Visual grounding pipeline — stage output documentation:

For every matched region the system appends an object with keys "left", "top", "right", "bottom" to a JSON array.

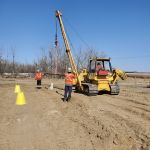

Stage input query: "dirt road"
[{"left": 0, "top": 77, "right": 150, "bottom": 150}]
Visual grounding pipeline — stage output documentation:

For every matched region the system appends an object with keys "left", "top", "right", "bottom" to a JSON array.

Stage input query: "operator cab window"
[
  {"left": 104, "top": 61, "right": 110, "bottom": 72},
  {"left": 90, "top": 60, "right": 96, "bottom": 73},
  {"left": 104, "top": 61, "right": 112, "bottom": 72}
]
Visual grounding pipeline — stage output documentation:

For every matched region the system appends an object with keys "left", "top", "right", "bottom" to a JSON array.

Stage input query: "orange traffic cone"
[
  {"left": 14, "top": 85, "right": 21, "bottom": 93},
  {"left": 16, "top": 92, "right": 26, "bottom": 105}
]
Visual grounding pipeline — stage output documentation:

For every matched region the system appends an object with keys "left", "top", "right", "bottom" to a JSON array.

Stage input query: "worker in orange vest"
[
  {"left": 64, "top": 67, "right": 75, "bottom": 102},
  {"left": 35, "top": 69, "right": 43, "bottom": 87}
]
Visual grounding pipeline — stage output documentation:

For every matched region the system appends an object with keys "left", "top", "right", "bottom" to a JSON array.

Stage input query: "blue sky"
[{"left": 0, "top": 0, "right": 150, "bottom": 71}]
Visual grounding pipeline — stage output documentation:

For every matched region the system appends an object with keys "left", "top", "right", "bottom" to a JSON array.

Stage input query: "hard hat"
[{"left": 68, "top": 67, "right": 72, "bottom": 72}]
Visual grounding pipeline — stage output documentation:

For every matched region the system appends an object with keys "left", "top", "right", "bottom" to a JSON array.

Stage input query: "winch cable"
[
  {"left": 62, "top": 16, "right": 90, "bottom": 68},
  {"left": 63, "top": 16, "right": 91, "bottom": 50},
  {"left": 55, "top": 18, "right": 58, "bottom": 47}
]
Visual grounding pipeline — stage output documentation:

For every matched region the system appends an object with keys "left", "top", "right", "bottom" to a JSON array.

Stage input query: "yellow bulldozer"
[{"left": 56, "top": 10, "right": 127, "bottom": 95}]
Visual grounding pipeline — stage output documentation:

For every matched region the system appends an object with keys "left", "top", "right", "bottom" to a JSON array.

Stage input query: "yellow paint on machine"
[{"left": 98, "top": 80, "right": 111, "bottom": 91}]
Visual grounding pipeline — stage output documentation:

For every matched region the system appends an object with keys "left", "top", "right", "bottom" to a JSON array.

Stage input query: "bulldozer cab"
[{"left": 89, "top": 58, "right": 112, "bottom": 75}]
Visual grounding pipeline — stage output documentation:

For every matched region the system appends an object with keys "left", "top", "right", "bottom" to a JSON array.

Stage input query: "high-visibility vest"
[
  {"left": 65, "top": 73, "right": 75, "bottom": 85},
  {"left": 35, "top": 72, "right": 43, "bottom": 80}
]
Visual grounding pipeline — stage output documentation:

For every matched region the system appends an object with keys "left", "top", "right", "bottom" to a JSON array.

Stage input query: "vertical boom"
[{"left": 55, "top": 10, "right": 82, "bottom": 89}]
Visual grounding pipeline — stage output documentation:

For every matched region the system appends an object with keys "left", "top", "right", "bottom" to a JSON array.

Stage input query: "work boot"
[
  {"left": 63, "top": 98, "right": 67, "bottom": 102},
  {"left": 67, "top": 96, "right": 71, "bottom": 102}
]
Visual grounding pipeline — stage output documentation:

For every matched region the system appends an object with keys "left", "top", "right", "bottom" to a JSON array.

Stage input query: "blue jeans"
[{"left": 64, "top": 85, "right": 72, "bottom": 100}]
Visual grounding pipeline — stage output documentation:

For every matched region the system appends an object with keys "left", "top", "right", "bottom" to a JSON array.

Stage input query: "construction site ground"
[{"left": 0, "top": 77, "right": 150, "bottom": 150}]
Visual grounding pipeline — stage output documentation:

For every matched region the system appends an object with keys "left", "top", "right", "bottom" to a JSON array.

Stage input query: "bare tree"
[
  {"left": 75, "top": 48, "right": 107, "bottom": 71},
  {"left": 75, "top": 48, "right": 97, "bottom": 70},
  {"left": 0, "top": 48, "right": 9, "bottom": 74},
  {"left": 47, "top": 47, "right": 68, "bottom": 74},
  {"left": 0, "top": 48, "right": 3, "bottom": 74},
  {"left": 35, "top": 48, "right": 49, "bottom": 72},
  {"left": 10, "top": 46, "right": 16, "bottom": 74}
]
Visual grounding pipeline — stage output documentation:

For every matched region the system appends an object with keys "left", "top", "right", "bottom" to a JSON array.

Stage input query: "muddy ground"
[{"left": 0, "top": 77, "right": 150, "bottom": 150}]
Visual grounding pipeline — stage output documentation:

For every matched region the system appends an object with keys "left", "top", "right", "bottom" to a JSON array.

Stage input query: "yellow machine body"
[{"left": 56, "top": 10, "right": 127, "bottom": 95}]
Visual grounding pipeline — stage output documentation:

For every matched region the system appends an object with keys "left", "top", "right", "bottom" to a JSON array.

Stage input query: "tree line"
[{"left": 0, "top": 47, "right": 106, "bottom": 75}]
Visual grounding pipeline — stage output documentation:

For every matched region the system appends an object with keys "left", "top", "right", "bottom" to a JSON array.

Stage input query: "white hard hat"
[{"left": 68, "top": 67, "right": 72, "bottom": 72}]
